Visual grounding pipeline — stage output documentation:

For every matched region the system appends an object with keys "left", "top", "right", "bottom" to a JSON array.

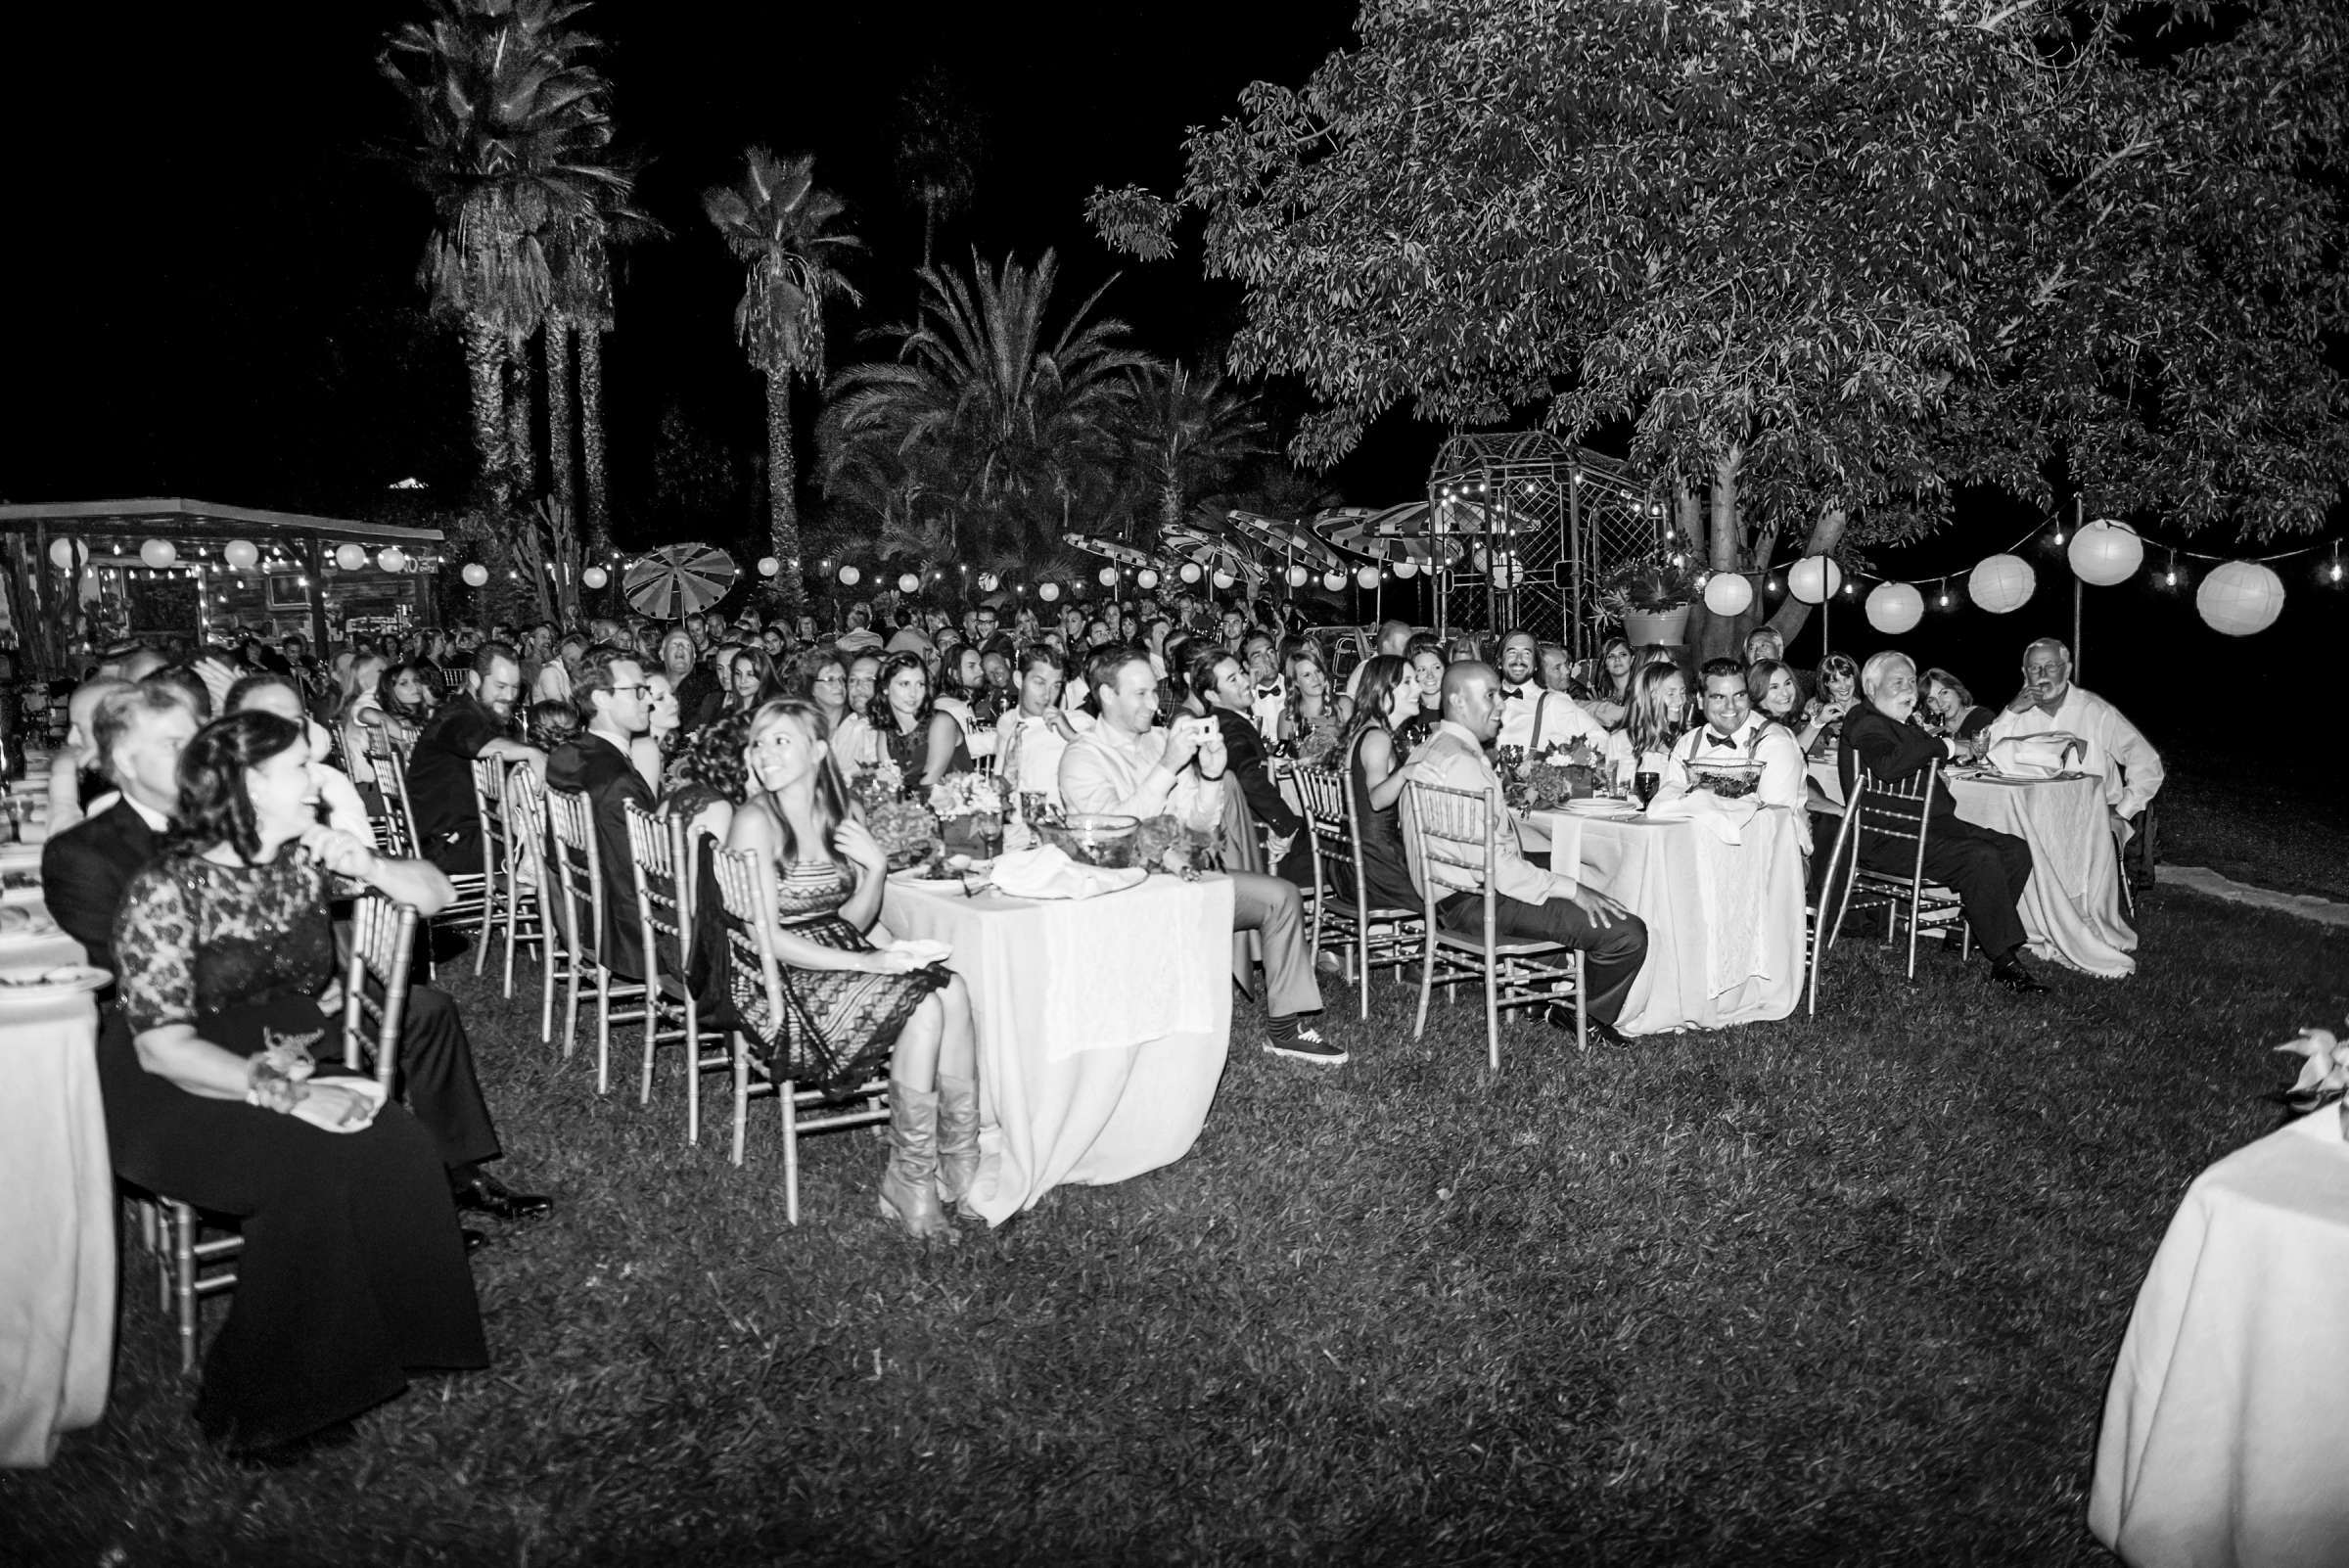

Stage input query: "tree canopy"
[{"left": 1091, "top": 0, "right": 2349, "bottom": 545}]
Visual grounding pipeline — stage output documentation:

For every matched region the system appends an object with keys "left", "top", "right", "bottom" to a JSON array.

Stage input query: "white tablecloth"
[
  {"left": 881, "top": 873, "right": 1235, "bottom": 1224},
  {"left": 2091, "top": 1108, "right": 2349, "bottom": 1566},
  {"left": 1531, "top": 806, "right": 1808, "bottom": 1036},
  {"left": 1809, "top": 761, "right": 2136, "bottom": 977},
  {"left": 0, "top": 924, "right": 113, "bottom": 1468}
]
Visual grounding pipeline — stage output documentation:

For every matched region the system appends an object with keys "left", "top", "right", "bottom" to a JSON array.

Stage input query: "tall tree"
[
  {"left": 703, "top": 148, "right": 863, "bottom": 616},
  {"left": 817, "top": 252, "right": 1155, "bottom": 576},
  {"left": 894, "top": 66, "right": 984, "bottom": 277},
  {"left": 1125, "top": 363, "right": 1270, "bottom": 537},
  {"left": 1092, "top": 0, "right": 2349, "bottom": 652}
]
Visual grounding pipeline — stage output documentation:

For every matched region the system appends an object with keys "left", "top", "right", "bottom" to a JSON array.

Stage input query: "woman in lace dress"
[
  {"left": 102, "top": 712, "right": 485, "bottom": 1459},
  {"left": 723, "top": 698, "right": 979, "bottom": 1239}
]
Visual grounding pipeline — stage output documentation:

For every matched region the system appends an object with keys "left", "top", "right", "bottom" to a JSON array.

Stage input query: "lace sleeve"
[{"left": 113, "top": 862, "right": 199, "bottom": 1036}]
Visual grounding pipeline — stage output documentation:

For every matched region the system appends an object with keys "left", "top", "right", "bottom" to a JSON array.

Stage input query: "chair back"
[
  {"left": 710, "top": 845, "right": 785, "bottom": 1030},
  {"left": 470, "top": 757, "right": 517, "bottom": 884},
  {"left": 1403, "top": 776, "right": 1503, "bottom": 937},
  {"left": 543, "top": 786, "right": 606, "bottom": 964},
  {"left": 1855, "top": 758, "right": 1939, "bottom": 889},
  {"left": 340, "top": 896, "right": 422, "bottom": 1088},
  {"left": 1290, "top": 762, "right": 1354, "bottom": 907},
  {"left": 625, "top": 800, "right": 692, "bottom": 995},
  {"left": 380, "top": 730, "right": 429, "bottom": 861},
  {"left": 502, "top": 764, "right": 551, "bottom": 891}
]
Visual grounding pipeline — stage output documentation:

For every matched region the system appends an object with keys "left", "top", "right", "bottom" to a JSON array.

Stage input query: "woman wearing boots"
[{"left": 721, "top": 698, "right": 981, "bottom": 1238}]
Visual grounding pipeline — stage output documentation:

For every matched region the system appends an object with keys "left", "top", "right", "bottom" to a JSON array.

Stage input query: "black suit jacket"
[
  {"left": 1840, "top": 703, "right": 1958, "bottom": 820},
  {"left": 545, "top": 733, "right": 654, "bottom": 978},
  {"left": 1207, "top": 706, "right": 1302, "bottom": 838},
  {"left": 41, "top": 798, "right": 161, "bottom": 990}
]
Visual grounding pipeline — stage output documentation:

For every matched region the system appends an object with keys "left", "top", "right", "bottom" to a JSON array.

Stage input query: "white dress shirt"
[
  {"left": 1248, "top": 677, "right": 1287, "bottom": 741},
  {"left": 993, "top": 708, "right": 1093, "bottom": 807},
  {"left": 1658, "top": 713, "right": 1810, "bottom": 850},
  {"left": 1403, "top": 719, "right": 1580, "bottom": 901},
  {"left": 1983, "top": 683, "right": 2163, "bottom": 817},
  {"left": 1058, "top": 721, "right": 1224, "bottom": 834},
  {"left": 1497, "top": 684, "right": 1611, "bottom": 754}
]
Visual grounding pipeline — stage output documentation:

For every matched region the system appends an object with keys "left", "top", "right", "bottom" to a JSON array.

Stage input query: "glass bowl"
[{"left": 1039, "top": 812, "right": 1139, "bottom": 868}]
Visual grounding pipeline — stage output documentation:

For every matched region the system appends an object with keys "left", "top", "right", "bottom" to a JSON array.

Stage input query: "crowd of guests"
[{"left": 31, "top": 588, "right": 2162, "bottom": 1464}]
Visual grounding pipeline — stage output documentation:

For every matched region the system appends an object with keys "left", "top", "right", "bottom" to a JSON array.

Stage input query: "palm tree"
[
  {"left": 894, "top": 66, "right": 981, "bottom": 277},
  {"left": 818, "top": 251, "right": 1153, "bottom": 577},
  {"left": 1125, "top": 363, "right": 1269, "bottom": 538},
  {"left": 703, "top": 148, "right": 863, "bottom": 615}
]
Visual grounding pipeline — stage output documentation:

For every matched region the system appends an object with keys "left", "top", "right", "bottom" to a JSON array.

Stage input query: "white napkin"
[
  {"left": 1986, "top": 733, "right": 2083, "bottom": 779},
  {"left": 988, "top": 845, "right": 1146, "bottom": 901},
  {"left": 288, "top": 1078, "right": 387, "bottom": 1134},
  {"left": 1642, "top": 791, "right": 1758, "bottom": 845},
  {"left": 882, "top": 938, "right": 953, "bottom": 967}
]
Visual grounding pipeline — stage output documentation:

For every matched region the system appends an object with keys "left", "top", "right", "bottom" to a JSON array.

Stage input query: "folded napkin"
[
  {"left": 1643, "top": 791, "right": 1759, "bottom": 846},
  {"left": 288, "top": 1077, "right": 387, "bottom": 1134},
  {"left": 1986, "top": 733, "right": 2085, "bottom": 779},
  {"left": 988, "top": 845, "right": 1146, "bottom": 901}
]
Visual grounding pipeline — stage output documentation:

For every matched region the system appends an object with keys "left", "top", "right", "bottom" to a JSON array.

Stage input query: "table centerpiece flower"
[
  {"left": 2276, "top": 1019, "right": 2349, "bottom": 1141},
  {"left": 928, "top": 771, "right": 1006, "bottom": 860}
]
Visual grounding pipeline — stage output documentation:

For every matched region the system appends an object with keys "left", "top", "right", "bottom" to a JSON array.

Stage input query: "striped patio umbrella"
[
  {"left": 1221, "top": 509, "right": 1349, "bottom": 574},
  {"left": 623, "top": 543, "right": 738, "bottom": 620},
  {"left": 1312, "top": 505, "right": 1465, "bottom": 571},
  {"left": 1062, "top": 532, "right": 1162, "bottom": 570},
  {"left": 1159, "top": 525, "right": 1267, "bottom": 587}
]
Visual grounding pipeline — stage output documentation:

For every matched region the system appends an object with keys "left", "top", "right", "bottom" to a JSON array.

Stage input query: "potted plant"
[{"left": 1593, "top": 554, "right": 1703, "bottom": 646}]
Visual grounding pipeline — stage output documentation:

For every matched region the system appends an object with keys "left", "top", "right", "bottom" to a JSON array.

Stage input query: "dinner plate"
[
  {"left": 1563, "top": 798, "right": 1638, "bottom": 816},
  {"left": 887, "top": 868, "right": 963, "bottom": 887},
  {"left": 0, "top": 963, "right": 110, "bottom": 1001}
]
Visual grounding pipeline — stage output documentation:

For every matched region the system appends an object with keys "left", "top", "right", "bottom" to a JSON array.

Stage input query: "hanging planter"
[{"left": 1622, "top": 605, "right": 1692, "bottom": 646}]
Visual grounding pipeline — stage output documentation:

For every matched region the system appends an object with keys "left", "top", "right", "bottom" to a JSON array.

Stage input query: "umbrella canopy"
[
  {"left": 1313, "top": 505, "right": 1465, "bottom": 569},
  {"left": 624, "top": 543, "right": 739, "bottom": 620},
  {"left": 1062, "top": 532, "right": 1161, "bottom": 570},
  {"left": 1160, "top": 526, "right": 1267, "bottom": 586},
  {"left": 1221, "top": 509, "right": 1349, "bottom": 573}
]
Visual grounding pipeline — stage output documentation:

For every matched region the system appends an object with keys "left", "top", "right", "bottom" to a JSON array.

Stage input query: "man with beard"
[
  {"left": 1494, "top": 629, "right": 1609, "bottom": 755},
  {"left": 408, "top": 642, "right": 545, "bottom": 874}
]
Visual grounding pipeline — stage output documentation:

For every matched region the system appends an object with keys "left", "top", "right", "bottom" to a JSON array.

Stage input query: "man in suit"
[
  {"left": 1188, "top": 645, "right": 1310, "bottom": 886},
  {"left": 44, "top": 681, "right": 552, "bottom": 1232},
  {"left": 1404, "top": 662, "right": 1650, "bottom": 1044},
  {"left": 1839, "top": 651, "right": 2047, "bottom": 993},
  {"left": 408, "top": 641, "right": 544, "bottom": 875},
  {"left": 544, "top": 645, "right": 655, "bottom": 982}
]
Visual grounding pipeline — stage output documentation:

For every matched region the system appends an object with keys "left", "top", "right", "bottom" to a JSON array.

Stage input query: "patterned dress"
[{"left": 728, "top": 858, "right": 948, "bottom": 1088}]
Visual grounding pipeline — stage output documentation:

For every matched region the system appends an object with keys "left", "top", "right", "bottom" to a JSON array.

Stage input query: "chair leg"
[
  {"left": 782, "top": 1079, "right": 801, "bottom": 1226},
  {"left": 1905, "top": 893, "right": 1920, "bottom": 980},
  {"left": 171, "top": 1202, "right": 199, "bottom": 1375},
  {"left": 640, "top": 997, "right": 660, "bottom": 1107},
  {"left": 731, "top": 1034, "right": 750, "bottom": 1168},
  {"left": 1574, "top": 951, "right": 1589, "bottom": 1052},
  {"left": 560, "top": 950, "right": 581, "bottom": 1058},
  {"left": 593, "top": 967, "right": 613, "bottom": 1094},
  {"left": 1413, "top": 934, "right": 1435, "bottom": 1039},
  {"left": 1357, "top": 925, "right": 1371, "bottom": 1021},
  {"left": 684, "top": 996, "right": 702, "bottom": 1147},
  {"left": 1483, "top": 955, "right": 1501, "bottom": 1073}
]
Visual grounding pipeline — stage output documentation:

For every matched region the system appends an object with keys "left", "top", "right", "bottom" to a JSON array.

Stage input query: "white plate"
[
  {"left": 1564, "top": 799, "right": 1638, "bottom": 816},
  {"left": 0, "top": 963, "right": 110, "bottom": 1001},
  {"left": 887, "top": 868, "right": 962, "bottom": 886}
]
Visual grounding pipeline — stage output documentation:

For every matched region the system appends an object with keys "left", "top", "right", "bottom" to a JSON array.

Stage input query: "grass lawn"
[{"left": 6, "top": 848, "right": 2344, "bottom": 1564}]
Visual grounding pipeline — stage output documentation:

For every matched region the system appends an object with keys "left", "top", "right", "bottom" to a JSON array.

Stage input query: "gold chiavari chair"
[
  {"left": 624, "top": 801, "right": 730, "bottom": 1140},
  {"left": 542, "top": 785, "right": 649, "bottom": 1092},
  {"left": 1291, "top": 759, "right": 1424, "bottom": 1018}
]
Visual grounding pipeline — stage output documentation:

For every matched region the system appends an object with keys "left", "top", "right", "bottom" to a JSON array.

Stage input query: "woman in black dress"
[
  {"left": 103, "top": 712, "right": 485, "bottom": 1458},
  {"left": 864, "top": 650, "right": 970, "bottom": 790},
  {"left": 1337, "top": 655, "right": 1421, "bottom": 912}
]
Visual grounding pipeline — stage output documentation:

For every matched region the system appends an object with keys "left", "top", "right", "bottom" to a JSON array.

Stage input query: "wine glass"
[{"left": 1634, "top": 769, "right": 1661, "bottom": 808}]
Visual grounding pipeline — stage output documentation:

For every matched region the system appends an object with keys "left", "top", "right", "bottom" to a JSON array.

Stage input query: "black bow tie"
[
  {"left": 1257, "top": 683, "right": 1279, "bottom": 697},
  {"left": 1502, "top": 684, "right": 1531, "bottom": 701},
  {"left": 1705, "top": 731, "right": 1740, "bottom": 748}
]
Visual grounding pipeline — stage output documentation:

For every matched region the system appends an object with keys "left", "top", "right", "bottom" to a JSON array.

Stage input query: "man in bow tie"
[
  {"left": 1983, "top": 638, "right": 2163, "bottom": 849},
  {"left": 1241, "top": 631, "right": 1287, "bottom": 740},
  {"left": 1495, "top": 630, "right": 1609, "bottom": 755},
  {"left": 1655, "top": 659, "right": 1810, "bottom": 844}
]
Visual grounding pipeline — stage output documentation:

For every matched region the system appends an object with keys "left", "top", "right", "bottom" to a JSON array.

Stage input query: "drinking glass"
[{"left": 1634, "top": 770, "right": 1661, "bottom": 808}]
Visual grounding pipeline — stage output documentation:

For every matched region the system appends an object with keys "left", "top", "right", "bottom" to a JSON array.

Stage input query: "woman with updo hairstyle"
[
  {"left": 723, "top": 698, "right": 979, "bottom": 1238},
  {"left": 101, "top": 711, "right": 484, "bottom": 1460}
]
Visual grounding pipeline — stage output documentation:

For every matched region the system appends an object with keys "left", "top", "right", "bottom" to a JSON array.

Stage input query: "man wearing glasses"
[
  {"left": 1983, "top": 637, "right": 2163, "bottom": 853},
  {"left": 545, "top": 647, "right": 656, "bottom": 981}
]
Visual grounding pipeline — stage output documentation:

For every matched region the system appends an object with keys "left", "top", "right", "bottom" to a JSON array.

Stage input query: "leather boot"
[
  {"left": 877, "top": 1081, "right": 952, "bottom": 1240},
  {"left": 936, "top": 1073, "right": 982, "bottom": 1210}
]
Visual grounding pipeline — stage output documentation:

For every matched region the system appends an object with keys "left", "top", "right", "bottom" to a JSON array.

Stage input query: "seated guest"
[
  {"left": 862, "top": 651, "right": 969, "bottom": 789},
  {"left": 726, "top": 698, "right": 978, "bottom": 1238},
  {"left": 1602, "top": 662, "right": 1690, "bottom": 789},
  {"left": 1275, "top": 646, "right": 1345, "bottom": 765},
  {"left": 1744, "top": 625, "right": 1814, "bottom": 703},
  {"left": 723, "top": 646, "right": 778, "bottom": 717},
  {"left": 1982, "top": 637, "right": 2163, "bottom": 847},
  {"left": 1747, "top": 658, "right": 1806, "bottom": 735},
  {"left": 1582, "top": 636, "right": 1635, "bottom": 728},
  {"left": 533, "top": 633, "right": 585, "bottom": 705},
  {"left": 1061, "top": 647, "right": 1336, "bottom": 1064},
  {"left": 544, "top": 646, "right": 656, "bottom": 980},
  {"left": 86, "top": 709, "right": 491, "bottom": 1460},
  {"left": 661, "top": 628, "right": 719, "bottom": 735},
  {"left": 793, "top": 648, "right": 852, "bottom": 735},
  {"left": 835, "top": 602, "right": 884, "bottom": 656},
  {"left": 1811, "top": 653, "right": 1862, "bottom": 748},
  {"left": 1921, "top": 668, "right": 1996, "bottom": 741},
  {"left": 1339, "top": 655, "right": 1420, "bottom": 911},
  {"left": 225, "top": 671, "right": 375, "bottom": 847},
  {"left": 378, "top": 659, "right": 438, "bottom": 735},
  {"left": 1340, "top": 620, "right": 1414, "bottom": 707},
  {"left": 1191, "top": 646, "right": 1308, "bottom": 886},
  {"left": 525, "top": 698, "right": 579, "bottom": 750},
  {"left": 634, "top": 670, "right": 682, "bottom": 791},
  {"left": 407, "top": 643, "right": 544, "bottom": 874},
  {"left": 1240, "top": 631, "right": 1286, "bottom": 739},
  {"left": 1495, "top": 630, "right": 1610, "bottom": 755},
  {"left": 1404, "top": 663, "right": 1650, "bottom": 1043},
  {"left": 43, "top": 675, "right": 132, "bottom": 836},
  {"left": 1657, "top": 658, "right": 1812, "bottom": 849},
  {"left": 935, "top": 644, "right": 1000, "bottom": 739},
  {"left": 1842, "top": 652, "right": 2047, "bottom": 993},
  {"left": 1398, "top": 638, "right": 1447, "bottom": 754},
  {"left": 993, "top": 647, "right": 1090, "bottom": 809}
]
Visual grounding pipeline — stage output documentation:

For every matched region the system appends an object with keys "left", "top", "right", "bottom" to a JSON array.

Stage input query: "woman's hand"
[
  {"left": 865, "top": 945, "right": 926, "bottom": 975},
  {"left": 299, "top": 1083, "right": 378, "bottom": 1129},
  {"left": 300, "top": 825, "right": 377, "bottom": 880},
  {"left": 835, "top": 818, "right": 888, "bottom": 879}
]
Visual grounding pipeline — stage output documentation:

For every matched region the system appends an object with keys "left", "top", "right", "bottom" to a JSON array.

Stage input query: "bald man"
[
  {"left": 45, "top": 676, "right": 134, "bottom": 834},
  {"left": 1404, "top": 662, "right": 1649, "bottom": 1043},
  {"left": 1983, "top": 637, "right": 2162, "bottom": 848}
]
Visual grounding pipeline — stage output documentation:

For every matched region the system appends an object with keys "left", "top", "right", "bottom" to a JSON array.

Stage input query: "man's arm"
[
  {"left": 2093, "top": 696, "right": 2163, "bottom": 816},
  {"left": 1408, "top": 736, "right": 1577, "bottom": 902},
  {"left": 1751, "top": 727, "right": 1808, "bottom": 812},
  {"left": 1847, "top": 711, "right": 1950, "bottom": 784},
  {"left": 42, "top": 828, "right": 131, "bottom": 968},
  {"left": 1220, "top": 716, "right": 1302, "bottom": 835}
]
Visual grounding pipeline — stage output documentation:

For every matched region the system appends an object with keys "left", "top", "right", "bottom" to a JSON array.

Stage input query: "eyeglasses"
[
  {"left": 611, "top": 682, "right": 653, "bottom": 697},
  {"left": 813, "top": 674, "right": 847, "bottom": 687}
]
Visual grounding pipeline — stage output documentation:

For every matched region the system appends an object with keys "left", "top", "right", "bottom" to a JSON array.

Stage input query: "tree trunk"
[
  {"left": 464, "top": 319, "right": 512, "bottom": 512},
  {"left": 546, "top": 317, "right": 576, "bottom": 516},
  {"left": 505, "top": 331, "right": 539, "bottom": 503},
  {"left": 1763, "top": 505, "right": 1848, "bottom": 655},
  {"left": 764, "top": 370, "right": 806, "bottom": 617},
  {"left": 579, "top": 325, "right": 611, "bottom": 563}
]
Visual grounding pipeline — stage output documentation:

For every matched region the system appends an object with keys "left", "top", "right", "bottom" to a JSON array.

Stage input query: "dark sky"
[{"left": 0, "top": 0, "right": 1424, "bottom": 527}]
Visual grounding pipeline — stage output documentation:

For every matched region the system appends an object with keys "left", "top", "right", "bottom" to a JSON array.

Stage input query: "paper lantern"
[
  {"left": 898, "top": 573, "right": 922, "bottom": 594},
  {"left": 1321, "top": 570, "right": 1347, "bottom": 591},
  {"left": 140, "top": 538, "right": 177, "bottom": 569},
  {"left": 222, "top": 538, "right": 258, "bottom": 572},
  {"left": 1865, "top": 581, "right": 1925, "bottom": 635},
  {"left": 1284, "top": 564, "right": 1309, "bottom": 588},
  {"left": 2196, "top": 560, "right": 2285, "bottom": 636},
  {"left": 1702, "top": 572, "right": 1754, "bottom": 617},
  {"left": 837, "top": 565, "right": 861, "bottom": 586},
  {"left": 332, "top": 542, "right": 366, "bottom": 572},
  {"left": 1037, "top": 581, "right": 1062, "bottom": 602},
  {"left": 757, "top": 556, "right": 781, "bottom": 577},
  {"left": 1786, "top": 555, "right": 1842, "bottom": 604},
  {"left": 1356, "top": 565, "right": 1382, "bottom": 590},
  {"left": 1135, "top": 569, "right": 1159, "bottom": 589},
  {"left": 461, "top": 563, "right": 490, "bottom": 588},
  {"left": 378, "top": 546, "right": 409, "bottom": 574},
  {"left": 1179, "top": 562, "right": 1203, "bottom": 583},
  {"left": 978, "top": 571, "right": 1000, "bottom": 591},
  {"left": 47, "top": 538, "right": 84, "bottom": 572},
  {"left": 580, "top": 565, "right": 608, "bottom": 589},
  {"left": 1098, "top": 567, "right": 1119, "bottom": 586},
  {"left": 1392, "top": 559, "right": 1419, "bottom": 579},
  {"left": 2069, "top": 520, "right": 2144, "bottom": 586},
  {"left": 1967, "top": 553, "right": 2035, "bottom": 614},
  {"left": 1212, "top": 569, "right": 1235, "bottom": 590}
]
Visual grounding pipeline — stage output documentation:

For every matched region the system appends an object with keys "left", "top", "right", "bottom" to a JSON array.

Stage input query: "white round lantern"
[
  {"left": 1701, "top": 572, "right": 1754, "bottom": 618},
  {"left": 328, "top": 541, "right": 363, "bottom": 572},
  {"left": 757, "top": 555, "right": 781, "bottom": 577},
  {"left": 1321, "top": 570, "right": 1347, "bottom": 591},
  {"left": 1135, "top": 569, "right": 1159, "bottom": 590},
  {"left": 140, "top": 538, "right": 177, "bottom": 569},
  {"left": 378, "top": 546, "right": 408, "bottom": 574},
  {"left": 837, "top": 565, "right": 861, "bottom": 586},
  {"left": 898, "top": 573, "right": 922, "bottom": 594},
  {"left": 1037, "top": 581, "right": 1062, "bottom": 602},
  {"left": 1284, "top": 564, "right": 1309, "bottom": 588},
  {"left": 1179, "top": 562, "right": 1203, "bottom": 584},
  {"left": 222, "top": 538, "right": 258, "bottom": 572},
  {"left": 2069, "top": 520, "right": 2144, "bottom": 587},
  {"left": 977, "top": 571, "right": 1000, "bottom": 591},
  {"left": 48, "top": 538, "right": 83, "bottom": 572},
  {"left": 580, "top": 565, "right": 609, "bottom": 590},
  {"left": 461, "top": 563, "right": 490, "bottom": 588},
  {"left": 1865, "top": 581, "right": 1925, "bottom": 635},
  {"left": 1211, "top": 569, "right": 1235, "bottom": 590},
  {"left": 1967, "top": 553, "right": 2036, "bottom": 614},
  {"left": 1098, "top": 567, "right": 1119, "bottom": 587},
  {"left": 1786, "top": 555, "right": 1842, "bottom": 604},
  {"left": 2196, "top": 560, "right": 2285, "bottom": 636},
  {"left": 1392, "top": 559, "right": 1419, "bottom": 579},
  {"left": 1491, "top": 560, "right": 1519, "bottom": 591},
  {"left": 1356, "top": 565, "right": 1382, "bottom": 590}
]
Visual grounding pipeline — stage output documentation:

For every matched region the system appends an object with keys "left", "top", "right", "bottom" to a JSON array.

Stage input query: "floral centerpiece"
[
  {"left": 852, "top": 757, "right": 936, "bottom": 871},
  {"left": 1504, "top": 736, "right": 1606, "bottom": 810},
  {"left": 928, "top": 770, "right": 1006, "bottom": 859},
  {"left": 2276, "top": 1019, "right": 2349, "bottom": 1141}
]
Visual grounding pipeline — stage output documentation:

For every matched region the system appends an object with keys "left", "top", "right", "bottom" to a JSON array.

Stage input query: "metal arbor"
[{"left": 1425, "top": 434, "right": 1662, "bottom": 656}]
